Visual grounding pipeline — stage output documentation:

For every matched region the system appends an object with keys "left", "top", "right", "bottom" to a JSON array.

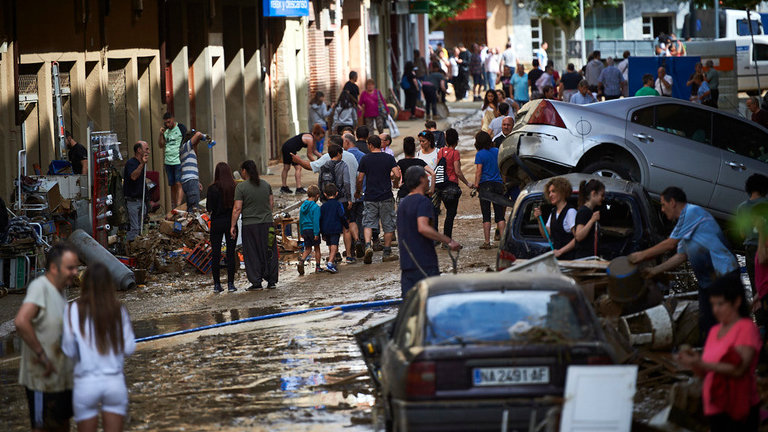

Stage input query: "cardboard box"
[{"left": 159, "top": 220, "right": 177, "bottom": 236}]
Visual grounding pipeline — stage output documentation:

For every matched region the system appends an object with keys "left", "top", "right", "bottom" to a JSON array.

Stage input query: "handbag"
[{"left": 434, "top": 148, "right": 448, "bottom": 189}]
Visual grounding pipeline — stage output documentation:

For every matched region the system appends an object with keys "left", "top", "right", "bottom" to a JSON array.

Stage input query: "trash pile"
[{"left": 129, "top": 208, "right": 213, "bottom": 274}]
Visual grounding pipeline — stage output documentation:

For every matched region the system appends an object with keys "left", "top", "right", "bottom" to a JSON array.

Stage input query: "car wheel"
[{"left": 581, "top": 161, "right": 635, "bottom": 181}]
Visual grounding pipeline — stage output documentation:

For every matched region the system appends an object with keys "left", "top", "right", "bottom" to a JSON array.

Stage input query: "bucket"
[{"left": 606, "top": 256, "right": 647, "bottom": 303}]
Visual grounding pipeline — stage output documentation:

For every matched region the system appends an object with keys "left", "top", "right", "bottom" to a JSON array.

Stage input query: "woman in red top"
[
  {"left": 752, "top": 203, "right": 768, "bottom": 368},
  {"left": 434, "top": 128, "right": 473, "bottom": 241},
  {"left": 678, "top": 272, "right": 761, "bottom": 432},
  {"left": 358, "top": 79, "right": 389, "bottom": 134}
]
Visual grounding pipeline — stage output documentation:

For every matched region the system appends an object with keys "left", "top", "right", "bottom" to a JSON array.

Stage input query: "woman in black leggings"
[
  {"left": 436, "top": 128, "right": 473, "bottom": 241},
  {"left": 207, "top": 162, "right": 238, "bottom": 293}
]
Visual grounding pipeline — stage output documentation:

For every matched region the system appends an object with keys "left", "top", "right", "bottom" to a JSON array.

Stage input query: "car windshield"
[{"left": 424, "top": 290, "right": 594, "bottom": 346}]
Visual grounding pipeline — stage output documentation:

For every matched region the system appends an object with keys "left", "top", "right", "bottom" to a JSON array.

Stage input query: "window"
[
  {"left": 737, "top": 19, "right": 762, "bottom": 36},
  {"left": 531, "top": 18, "right": 542, "bottom": 50},
  {"left": 630, "top": 106, "right": 654, "bottom": 128},
  {"left": 424, "top": 291, "right": 593, "bottom": 345},
  {"left": 653, "top": 104, "right": 711, "bottom": 144},
  {"left": 585, "top": 5, "right": 624, "bottom": 40},
  {"left": 394, "top": 296, "right": 422, "bottom": 349},
  {"left": 713, "top": 114, "right": 768, "bottom": 162},
  {"left": 753, "top": 43, "right": 768, "bottom": 62},
  {"left": 642, "top": 17, "right": 653, "bottom": 39}
]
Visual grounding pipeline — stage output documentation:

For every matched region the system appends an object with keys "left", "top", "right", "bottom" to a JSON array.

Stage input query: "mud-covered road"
[{"left": 1, "top": 105, "right": 500, "bottom": 431}]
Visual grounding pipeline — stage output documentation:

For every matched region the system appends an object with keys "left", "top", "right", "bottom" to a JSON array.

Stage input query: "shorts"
[
  {"left": 165, "top": 164, "right": 182, "bottom": 185},
  {"left": 363, "top": 198, "right": 396, "bottom": 233},
  {"left": 72, "top": 374, "right": 128, "bottom": 422},
  {"left": 472, "top": 73, "right": 484, "bottom": 86},
  {"left": 281, "top": 144, "right": 299, "bottom": 165},
  {"left": 323, "top": 233, "right": 341, "bottom": 246},
  {"left": 182, "top": 180, "right": 200, "bottom": 208},
  {"left": 346, "top": 201, "right": 363, "bottom": 224},
  {"left": 302, "top": 229, "right": 320, "bottom": 247},
  {"left": 25, "top": 388, "right": 73, "bottom": 430}
]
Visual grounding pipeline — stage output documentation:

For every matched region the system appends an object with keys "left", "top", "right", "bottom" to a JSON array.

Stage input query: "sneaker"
[
  {"left": 295, "top": 187, "right": 307, "bottom": 195},
  {"left": 246, "top": 284, "right": 262, "bottom": 291},
  {"left": 334, "top": 252, "right": 342, "bottom": 263},
  {"left": 280, "top": 186, "right": 293, "bottom": 194},
  {"left": 267, "top": 284, "right": 277, "bottom": 289},
  {"left": 228, "top": 283, "right": 238, "bottom": 293},
  {"left": 372, "top": 242, "right": 384, "bottom": 252},
  {"left": 298, "top": 260, "right": 305, "bottom": 276},
  {"left": 382, "top": 253, "right": 399, "bottom": 263},
  {"left": 479, "top": 242, "right": 493, "bottom": 250},
  {"left": 345, "top": 256, "right": 357, "bottom": 264},
  {"left": 214, "top": 283, "right": 224, "bottom": 293},
  {"left": 315, "top": 265, "right": 325, "bottom": 273},
  {"left": 364, "top": 247, "right": 374, "bottom": 264},
  {"left": 355, "top": 242, "right": 365, "bottom": 258},
  {"left": 326, "top": 263, "right": 338, "bottom": 273}
]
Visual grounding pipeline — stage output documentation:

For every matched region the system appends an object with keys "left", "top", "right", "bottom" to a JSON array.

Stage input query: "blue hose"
[{"left": 136, "top": 298, "right": 402, "bottom": 343}]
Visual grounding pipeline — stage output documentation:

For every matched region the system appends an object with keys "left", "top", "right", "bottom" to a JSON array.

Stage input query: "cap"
[{"left": 405, "top": 166, "right": 427, "bottom": 190}]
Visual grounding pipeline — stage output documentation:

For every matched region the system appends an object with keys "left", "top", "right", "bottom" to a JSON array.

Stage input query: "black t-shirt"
[
  {"left": 123, "top": 158, "right": 143, "bottom": 199},
  {"left": 206, "top": 184, "right": 234, "bottom": 222},
  {"left": 358, "top": 152, "right": 397, "bottom": 202},
  {"left": 528, "top": 68, "right": 544, "bottom": 92},
  {"left": 355, "top": 139, "right": 370, "bottom": 154},
  {"left": 397, "top": 194, "right": 438, "bottom": 271},
  {"left": 574, "top": 205, "right": 597, "bottom": 258},
  {"left": 396, "top": 158, "right": 428, "bottom": 198},
  {"left": 343, "top": 81, "right": 360, "bottom": 100},
  {"left": 560, "top": 72, "right": 581, "bottom": 90},
  {"left": 283, "top": 134, "right": 309, "bottom": 153},
  {"left": 68, "top": 143, "right": 88, "bottom": 174}
]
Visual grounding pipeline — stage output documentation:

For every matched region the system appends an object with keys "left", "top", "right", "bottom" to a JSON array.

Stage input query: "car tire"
[{"left": 581, "top": 161, "right": 636, "bottom": 182}]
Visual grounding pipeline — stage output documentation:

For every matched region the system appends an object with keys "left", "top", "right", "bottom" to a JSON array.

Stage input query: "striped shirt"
[{"left": 179, "top": 140, "right": 198, "bottom": 183}]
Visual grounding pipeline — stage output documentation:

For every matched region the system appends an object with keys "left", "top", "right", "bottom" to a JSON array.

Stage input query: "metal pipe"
[
  {"left": 69, "top": 229, "right": 136, "bottom": 291},
  {"left": 136, "top": 298, "right": 402, "bottom": 343}
]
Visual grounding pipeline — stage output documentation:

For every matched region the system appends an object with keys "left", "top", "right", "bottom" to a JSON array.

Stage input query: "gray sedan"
[{"left": 498, "top": 97, "right": 768, "bottom": 219}]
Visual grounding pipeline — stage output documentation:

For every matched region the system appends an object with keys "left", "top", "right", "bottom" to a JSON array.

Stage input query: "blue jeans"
[{"left": 485, "top": 72, "right": 497, "bottom": 90}]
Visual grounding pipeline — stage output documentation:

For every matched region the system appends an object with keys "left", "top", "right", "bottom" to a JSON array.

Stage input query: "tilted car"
[
  {"left": 496, "top": 173, "right": 667, "bottom": 270},
  {"left": 355, "top": 273, "right": 614, "bottom": 432},
  {"left": 498, "top": 97, "right": 768, "bottom": 220}
]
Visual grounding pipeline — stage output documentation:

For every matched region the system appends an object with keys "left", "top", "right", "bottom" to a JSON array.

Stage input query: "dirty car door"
[
  {"left": 354, "top": 317, "right": 396, "bottom": 391},
  {"left": 625, "top": 103, "right": 719, "bottom": 205},
  {"left": 710, "top": 113, "right": 768, "bottom": 214}
]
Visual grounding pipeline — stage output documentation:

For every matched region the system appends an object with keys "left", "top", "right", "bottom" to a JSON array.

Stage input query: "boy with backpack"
[
  {"left": 318, "top": 145, "right": 351, "bottom": 204},
  {"left": 320, "top": 184, "right": 349, "bottom": 274},
  {"left": 298, "top": 185, "right": 322, "bottom": 275}
]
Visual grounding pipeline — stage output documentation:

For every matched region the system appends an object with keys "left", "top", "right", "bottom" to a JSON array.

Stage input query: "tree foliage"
[
  {"left": 529, "top": 0, "right": 622, "bottom": 35},
  {"left": 429, "top": 0, "right": 473, "bottom": 28}
]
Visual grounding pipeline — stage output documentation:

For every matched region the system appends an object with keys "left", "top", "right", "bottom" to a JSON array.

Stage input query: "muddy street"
[{"left": 0, "top": 106, "right": 501, "bottom": 431}]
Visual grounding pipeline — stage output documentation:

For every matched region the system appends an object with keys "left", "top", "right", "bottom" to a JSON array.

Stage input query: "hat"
[{"left": 405, "top": 166, "right": 427, "bottom": 190}]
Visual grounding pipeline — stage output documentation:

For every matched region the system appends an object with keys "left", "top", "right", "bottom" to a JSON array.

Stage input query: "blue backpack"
[{"left": 401, "top": 75, "right": 411, "bottom": 90}]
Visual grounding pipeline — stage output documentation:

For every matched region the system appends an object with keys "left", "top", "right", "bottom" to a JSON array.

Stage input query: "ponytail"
[
  {"left": 240, "top": 160, "right": 261, "bottom": 186},
  {"left": 578, "top": 179, "right": 605, "bottom": 207}
]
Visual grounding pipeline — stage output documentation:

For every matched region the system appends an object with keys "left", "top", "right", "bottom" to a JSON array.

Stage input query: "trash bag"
[{"left": 386, "top": 114, "right": 400, "bottom": 138}]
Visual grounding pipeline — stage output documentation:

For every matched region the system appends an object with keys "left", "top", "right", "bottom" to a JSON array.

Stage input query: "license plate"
[{"left": 472, "top": 366, "right": 550, "bottom": 386}]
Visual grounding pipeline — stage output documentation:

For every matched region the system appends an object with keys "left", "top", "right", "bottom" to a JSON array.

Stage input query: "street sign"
[
  {"left": 264, "top": 0, "right": 309, "bottom": 17},
  {"left": 409, "top": 1, "right": 429, "bottom": 14}
]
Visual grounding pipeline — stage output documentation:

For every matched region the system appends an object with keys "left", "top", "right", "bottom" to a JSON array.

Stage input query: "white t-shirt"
[
  {"left": 62, "top": 302, "right": 136, "bottom": 378},
  {"left": 502, "top": 48, "right": 516, "bottom": 69},
  {"left": 546, "top": 208, "right": 577, "bottom": 233},
  {"left": 655, "top": 75, "right": 673, "bottom": 96},
  {"left": 417, "top": 148, "right": 438, "bottom": 187},
  {"left": 485, "top": 54, "right": 501, "bottom": 74},
  {"left": 450, "top": 58, "right": 459, "bottom": 77},
  {"left": 618, "top": 58, "right": 629, "bottom": 81}
]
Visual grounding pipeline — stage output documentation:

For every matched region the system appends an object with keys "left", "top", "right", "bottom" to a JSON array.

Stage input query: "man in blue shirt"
[
  {"left": 511, "top": 65, "right": 529, "bottom": 108},
  {"left": 597, "top": 57, "right": 625, "bottom": 100},
  {"left": 570, "top": 80, "right": 597, "bottom": 105},
  {"left": 629, "top": 187, "right": 738, "bottom": 339},
  {"left": 398, "top": 166, "right": 461, "bottom": 297}
]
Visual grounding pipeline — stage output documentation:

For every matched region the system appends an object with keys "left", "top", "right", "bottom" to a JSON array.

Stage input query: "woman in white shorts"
[{"left": 62, "top": 263, "right": 135, "bottom": 432}]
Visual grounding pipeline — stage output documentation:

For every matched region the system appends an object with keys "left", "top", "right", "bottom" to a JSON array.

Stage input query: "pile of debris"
[{"left": 129, "top": 208, "right": 212, "bottom": 274}]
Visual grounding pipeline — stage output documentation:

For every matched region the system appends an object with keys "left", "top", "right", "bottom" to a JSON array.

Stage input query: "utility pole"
[{"left": 579, "top": 0, "right": 586, "bottom": 66}]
